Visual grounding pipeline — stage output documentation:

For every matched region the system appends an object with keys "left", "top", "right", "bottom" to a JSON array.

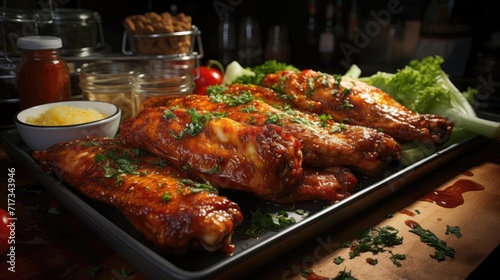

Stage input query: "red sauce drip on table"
[
  {"left": 461, "top": 170, "right": 474, "bottom": 176},
  {"left": 420, "top": 179, "right": 485, "bottom": 208},
  {"left": 399, "top": 209, "right": 416, "bottom": 216},
  {"left": 405, "top": 219, "right": 420, "bottom": 229},
  {"left": 305, "top": 271, "right": 330, "bottom": 280}
]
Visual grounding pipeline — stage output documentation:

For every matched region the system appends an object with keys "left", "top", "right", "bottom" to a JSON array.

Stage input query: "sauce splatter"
[
  {"left": 420, "top": 179, "right": 485, "bottom": 208},
  {"left": 302, "top": 271, "right": 330, "bottom": 280},
  {"left": 404, "top": 220, "right": 420, "bottom": 229},
  {"left": 399, "top": 209, "right": 416, "bottom": 216},
  {"left": 461, "top": 170, "right": 474, "bottom": 177}
]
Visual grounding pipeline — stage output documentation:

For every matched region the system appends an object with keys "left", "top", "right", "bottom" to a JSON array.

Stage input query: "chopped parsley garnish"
[
  {"left": 318, "top": 114, "right": 333, "bottom": 128},
  {"left": 307, "top": 77, "right": 315, "bottom": 95},
  {"left": 342, "top": 87, "right": 352, "bottom": 95},
  {"left": 264, "top": 112, "right": 282, "bottom": 125},
  {"left": 116, "top": 267, "right": 133, "bottom": 278},
  {"left": 94, "top": 153, "right": 106, "bottom": 162},
  {"left": 240, "top": 207, "right": 298, "bottom": 238},
  {"left": 341, "top": 99, "right": 354, "bottom": 109},
  {"left": 151, "top": 159, "right": 168, "bottom": 167},
  {"left": 337, "top": 225, "right": 405, "bottom": 267},
  {"left": 178, "top": 179, "right": 217, "bottom": 194},
  {"left": 161, "top": 191, "right": 172, "bottom": 202},
  {"left": 389, "top": 251, "right": 406, "bottom": 267},
  {"left": 183, "top": 109, "right": 211, "bottom": 136},
  {"left": 291, "top": 117, "right": 312, "bottom": 126},
  {"left": 205, "top": 84, "right": 227, "bottom": 95},
  {"left": 409, "top": 224, "right": 456, "bottom": 261},
  {"left": 333, "top": 74, "right": 343, "bottom": 85},
  {"left": 330, "top": 123, "right": 348, "bottom": 133},
  {"left": 283, "top": 106, "right": 297, "bottom": 116},
  {"left": 445, "top": 225, "right": 462, "bottom": 238},
  {"left": 84, "top": 140, "right": 100, "bottom": 147},
  {"left": 294, "top": 208, "right": 307, "bottom": 216},
  {"left": 163, "top": 109, "right": 177, "bottom": 119},
  {"left": 248, "top": 116, "right": 257, "bottom": 125},
  {"left": 239, "top": 105, "right": 258, "bottom": 113},
  {"left": 333, "top": 256, "right": 345, "bottom": 265},
  {"left": 320, "top": 75, "right": 330, "bottom": 87},
  {"left": 209, "top": 89, "right": 254, "bottom": 106},
  {"left": 94, "top": 148, "right": 144, "bottom": 185},
  {"left": 205, "top": 164, "right": 220, "bottom": 174},
  {"left": 344, "top": 225, "right": 403, "bottom": 259},
  {"left": 169, "top": 109, "right": 213, "bottom": 139},
  {"left": 211, "top": 111, "right": 227, "bottom": 118}
]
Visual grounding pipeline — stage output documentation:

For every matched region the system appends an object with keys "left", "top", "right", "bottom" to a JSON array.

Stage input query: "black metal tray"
[{"left": 0, "top": 128, "right": 484, "bottom": 279}]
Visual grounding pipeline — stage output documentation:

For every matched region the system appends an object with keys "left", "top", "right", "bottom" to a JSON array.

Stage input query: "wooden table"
[{"left": 0, "top": 135, "right": 498, "bottom": 280}]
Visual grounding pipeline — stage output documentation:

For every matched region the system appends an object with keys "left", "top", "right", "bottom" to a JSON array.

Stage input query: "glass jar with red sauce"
[{"left": 16, "top": 36, "right": 71, "bottom": 109}]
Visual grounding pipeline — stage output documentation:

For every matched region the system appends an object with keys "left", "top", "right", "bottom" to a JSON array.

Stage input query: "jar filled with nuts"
[{"left": 123, "top": 11, "right": 198, "bottom": 56}]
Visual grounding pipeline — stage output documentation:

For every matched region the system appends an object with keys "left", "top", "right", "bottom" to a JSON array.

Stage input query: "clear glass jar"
[
  {"left": 132, "top": 69, "right": 194, "bottom": 113},
  {"left": 79, "top": 61, "right": 139, "bottom": 122},
  {"left": 34, "top": 8, "right": 105, "bottom": 55},
  {"left": 16, "top": 36, "right": 72, "bottom": 109}
]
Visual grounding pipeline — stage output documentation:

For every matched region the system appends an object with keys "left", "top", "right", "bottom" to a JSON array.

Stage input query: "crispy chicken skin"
[
  {"left": 119, "top": 106, "right": 304, "bottom": 200},
  {"left": 260, "top": 70, "right": 454, "bottom": 146},
  {"left": 165, "top": 87, "right": 401, "bottom": 176},
  {"left": 32, "top": 138, "right": 243, "bottom": 255}
]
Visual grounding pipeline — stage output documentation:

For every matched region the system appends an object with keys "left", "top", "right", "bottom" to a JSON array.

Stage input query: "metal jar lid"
[{"left": 17, "top": 36, "right": 63, "bottom": 49}]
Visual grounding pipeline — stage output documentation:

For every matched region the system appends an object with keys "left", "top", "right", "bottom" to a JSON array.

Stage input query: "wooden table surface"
[{"left": 0, "top": 134, "right": 498, "bottom": 280}]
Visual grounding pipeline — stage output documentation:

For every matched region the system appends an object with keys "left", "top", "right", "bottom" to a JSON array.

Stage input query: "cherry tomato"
[
  {"left": 0, "top": 208, "right": 12, "bottom": 254},
  {"left": 193, "top": 60, "right": 224, "bottom": 95}
]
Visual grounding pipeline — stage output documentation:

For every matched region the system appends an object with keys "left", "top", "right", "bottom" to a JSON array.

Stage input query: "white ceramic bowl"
[{"left": 14, "top": 100, "right": 121, "bottom": 151}]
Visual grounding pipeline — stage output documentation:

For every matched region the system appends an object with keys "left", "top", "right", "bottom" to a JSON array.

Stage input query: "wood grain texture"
[{"left": 248, "top": 139, "right": 500, "bottom": 280}]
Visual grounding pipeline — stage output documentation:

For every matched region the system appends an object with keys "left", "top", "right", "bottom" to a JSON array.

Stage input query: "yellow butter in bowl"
[{"left": 25, "top": 105, "right": 108, "bottom": 126}]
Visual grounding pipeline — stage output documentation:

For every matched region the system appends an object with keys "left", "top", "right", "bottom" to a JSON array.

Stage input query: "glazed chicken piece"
[
  {"left": 32, "top": 138, "right": 243, "bottom": 255},
  {"left": 119, "top": 106, "right": 304, "bottom": 201},
  {"left": 260, "top": 70, "right": 454, "bottom": 146},
  {"left": 271, "top": 167, "right": 358, "bottom": 204},
  {"left": 165, "top": 87, "right": 401, "bottom": 176}
]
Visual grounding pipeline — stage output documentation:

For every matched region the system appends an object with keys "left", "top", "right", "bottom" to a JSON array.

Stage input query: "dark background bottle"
[{"left": 318, "top": 0, "right": 335, "bottom": 66}]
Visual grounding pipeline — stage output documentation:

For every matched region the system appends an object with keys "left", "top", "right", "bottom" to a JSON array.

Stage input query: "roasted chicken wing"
[
  {"left": 261, "top": 69, "right": 454, "bottom": 146},
  {"left": 32, "top": 138, "right": 243, "bottom": 255},
  {"left": 165, "top": 86, "right": 401, "bottom": 175},
  {"left": 119, "top": 106, "right": 304, "bottom": 200},
  {"left": 119, "top": 105, "right": 358, "bottom": 204}
]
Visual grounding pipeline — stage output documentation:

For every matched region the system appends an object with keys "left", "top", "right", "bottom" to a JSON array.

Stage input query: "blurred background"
[{"left": 2, "top": 0, "right": 499, "bottom": 125}]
